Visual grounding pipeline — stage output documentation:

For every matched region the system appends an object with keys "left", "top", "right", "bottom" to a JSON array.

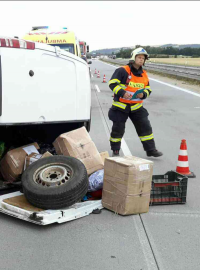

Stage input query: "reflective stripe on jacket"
[{"left": 112, "top": 101, "right": 143, "bottom": 111}]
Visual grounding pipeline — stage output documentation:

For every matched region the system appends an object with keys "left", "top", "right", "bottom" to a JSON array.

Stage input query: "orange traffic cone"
[
  {"left": 102, "top": 74, "right": 106, "bottom": 83},
  {"left": 176, "top": 139, "right": 196, "bottom": 178},
  {"left": 94, "top": 69, "right": 97, "bottom": 74},
  {"left": 97, "top": 71, "right": 100, "bottom": 78}
]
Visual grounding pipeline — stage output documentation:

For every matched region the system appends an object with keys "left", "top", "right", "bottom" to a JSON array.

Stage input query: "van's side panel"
[
  {"left": 75, "top": 61, "right": 91, "bottom": 120},
  {"left": 37, "top": 53, "right": 77, "bottom": 121},
  {"left": 0, "top": 48, "right": 78, "bottom": 124}
]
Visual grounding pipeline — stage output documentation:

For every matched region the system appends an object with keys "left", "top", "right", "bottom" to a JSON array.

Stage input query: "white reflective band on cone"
[
  {"left": 179, "top": 150, "right": 188, "bottom": 156},
  {"left": 177, "top": 161, "right": 189, "bottom": 167}
]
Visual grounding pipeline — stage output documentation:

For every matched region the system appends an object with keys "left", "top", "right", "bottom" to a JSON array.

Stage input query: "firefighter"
[{"left": 108, "top": 47, "right": 163, "bottom": 157}]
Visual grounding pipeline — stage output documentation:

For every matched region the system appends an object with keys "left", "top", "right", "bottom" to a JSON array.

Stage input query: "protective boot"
[
  {"left": 146, "top": 149, "right": 163, "bottom": 157},
  {"left": 112, "top": 150, "right": 120, "bottom": 157}
]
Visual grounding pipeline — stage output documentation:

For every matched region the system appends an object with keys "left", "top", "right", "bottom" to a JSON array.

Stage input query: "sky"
[{"left": 0, "top": 1, "right": 200, "bottom": 51}]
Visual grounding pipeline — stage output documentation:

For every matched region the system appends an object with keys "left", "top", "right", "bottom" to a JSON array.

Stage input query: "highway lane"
[
  {"left": 90, "top": 59, "right": 200, "bottom": 180},
  {"left": 0, "top": 59, "right": 200, "bottom": 270},
  {"left": 89, "top": 59, "right": 200, "bottom": 270}
]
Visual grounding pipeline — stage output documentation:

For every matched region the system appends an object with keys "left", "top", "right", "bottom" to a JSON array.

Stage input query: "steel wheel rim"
[{"left": 33, "top": 163, "right": 73, "bottom": 187}]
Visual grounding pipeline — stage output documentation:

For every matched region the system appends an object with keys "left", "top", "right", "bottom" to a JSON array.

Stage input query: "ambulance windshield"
[{"left": 50, "top": 44, "right": 74, "bottom": 54}]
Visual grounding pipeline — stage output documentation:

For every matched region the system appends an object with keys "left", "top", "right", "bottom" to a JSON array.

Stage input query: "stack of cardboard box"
[{"left": 0, "top": 126, "right": 153, "bottom": 216}]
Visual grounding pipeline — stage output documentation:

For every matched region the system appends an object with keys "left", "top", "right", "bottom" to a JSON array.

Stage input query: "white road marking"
[
  {"left": 101, "top": 61, "right": 200, "bottom": 97},
  {"left": 91, "top": 74, "right": 93, "bottom": 78},
  {"left": 134, "top": 216, "right": 159, "bottom": 270},
  {"left": 95, "top": 84, "right": 100, "bottom": 93},
  {"left": 93, "top": 90, "right": 111, "bottom": 140},
  {"left": 121, "top": 138, "right": 132, "bottom": 156},
  {"left": 101, "top": 62, "right": 120, "bottom": 69},
  {"left": 93, "top": 79, "right": 132, "bottom": 156},
  {"left": 149, "top": 78, "right": 200, "bottom": 98},
  {"left": 93, "top": 82, "right": 159, "bottom": 268}
]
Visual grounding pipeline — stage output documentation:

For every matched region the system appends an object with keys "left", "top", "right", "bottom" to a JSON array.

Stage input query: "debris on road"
[
  {"left": 92, "top": 208, "right": 102, "bottom": 214},
  {"left": 0, "top": 126, "right": 190, "bottom": 225},
  {"left": 150, "top": 171, "right": 188, "bottom": 205},
  {"left": 88, "top": 169, "right": 104, "bottom": 192},
  {"left": 53, "top": 126, "right": 104, "bottom": 175},
  {"left": 102, "top": 156, "right": 154, "bottom": 215},
  {"left": 0, "top": 143, "right": 39, "bottom": 183},
  {"left": 0, "top": 191, "right": 103, "bottom": 225},
  {"left": 22, "top": 155, "right": 89, "bottom": 209},
  {"left": 24, "top": 151, "right": 52, "bottom": 170}
]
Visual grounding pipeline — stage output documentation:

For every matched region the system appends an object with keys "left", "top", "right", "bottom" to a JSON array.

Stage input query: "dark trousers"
[{"left": 108, "top": 107, "right": 156, "bottom": 152}]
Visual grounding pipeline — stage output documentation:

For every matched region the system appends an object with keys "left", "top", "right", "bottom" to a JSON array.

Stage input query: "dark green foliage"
[{"left": 116, "top": 46, "right": 200, "bottom": 58}]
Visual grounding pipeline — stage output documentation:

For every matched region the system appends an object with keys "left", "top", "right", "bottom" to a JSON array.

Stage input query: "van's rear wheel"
[{"left": 22, "top": 156, "right": 88, "bottom": 209}]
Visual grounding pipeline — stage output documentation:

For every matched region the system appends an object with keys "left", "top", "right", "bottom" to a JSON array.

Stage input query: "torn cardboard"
[
  {"left": 24, "top": 151, "right": 52, "bottom": 170},
  {"left": 53, "top": 127, "right": 104, "bottom": 175},
  {"left": 102, "top": 156, "right": 153, "bottom": 215},
  {"left": 0, "top": 143, "right": 39, "bottom": 183}
]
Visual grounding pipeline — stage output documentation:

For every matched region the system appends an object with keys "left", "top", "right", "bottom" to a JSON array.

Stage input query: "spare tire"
[{"left": 22, "top": 156, "right": 88, "bottom": 209}]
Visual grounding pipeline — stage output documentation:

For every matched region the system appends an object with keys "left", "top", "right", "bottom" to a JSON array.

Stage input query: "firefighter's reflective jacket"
[{"left": 109, "top": 64, "right": 152, "bottom": 113}]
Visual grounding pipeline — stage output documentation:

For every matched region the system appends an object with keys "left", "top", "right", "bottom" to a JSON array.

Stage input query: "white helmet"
[{"left": 130, "top": 47, "right": 149, "bottom": 62}]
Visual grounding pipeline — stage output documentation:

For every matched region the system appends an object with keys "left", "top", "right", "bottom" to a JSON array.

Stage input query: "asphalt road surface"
[{"left": 0, "top": 59, "right": 200, "bottom": 270}]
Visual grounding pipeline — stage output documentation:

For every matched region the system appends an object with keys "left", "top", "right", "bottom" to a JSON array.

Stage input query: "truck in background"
[
  {"left": 79, "top": 41, "right": 92, "bottom": 77},
  {"left": 79, "top": 41, "right": 89, "bottom": 57},
  {"left": 23, "top": 26, "right": 82, "bottom": 58}
]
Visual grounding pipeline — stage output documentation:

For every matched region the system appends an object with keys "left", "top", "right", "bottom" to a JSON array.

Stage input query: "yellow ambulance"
[{"left": 23, "top": 26, "right": 81, "bottom": 57}]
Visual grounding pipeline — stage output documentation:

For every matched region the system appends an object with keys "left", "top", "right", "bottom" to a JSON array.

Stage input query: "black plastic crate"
[{"left": 150, "top": 171, "right": 188, "bottom": 205}]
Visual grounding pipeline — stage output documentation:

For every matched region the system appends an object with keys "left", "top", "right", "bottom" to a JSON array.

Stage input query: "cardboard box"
[
  {"left": 53, "top": 127, "right": 104, "bottom": 175},
  {"left": 24, "top": 151, "right": 52, "bottom": 170},
  {"left": 0, "top": 143, "right": 39, "bottom": 183},
  {"left": 102, "top": 156, "right": 153, "bottom": 215},
  {"left": 3, "top": 195, "right": 44, "bottom": 211},
  {"left": 100, "top": 151, "right": 109, "bottom": 164}
]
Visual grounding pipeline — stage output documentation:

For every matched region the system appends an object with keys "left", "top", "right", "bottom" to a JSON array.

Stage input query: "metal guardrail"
[{"left": 100, "top": 58, "right": 200, "bottom": 81}]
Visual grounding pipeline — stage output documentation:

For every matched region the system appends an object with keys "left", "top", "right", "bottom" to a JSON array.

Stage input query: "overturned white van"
[{"left": 0, "top": 37, "right": 91, "bottom": 147}]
